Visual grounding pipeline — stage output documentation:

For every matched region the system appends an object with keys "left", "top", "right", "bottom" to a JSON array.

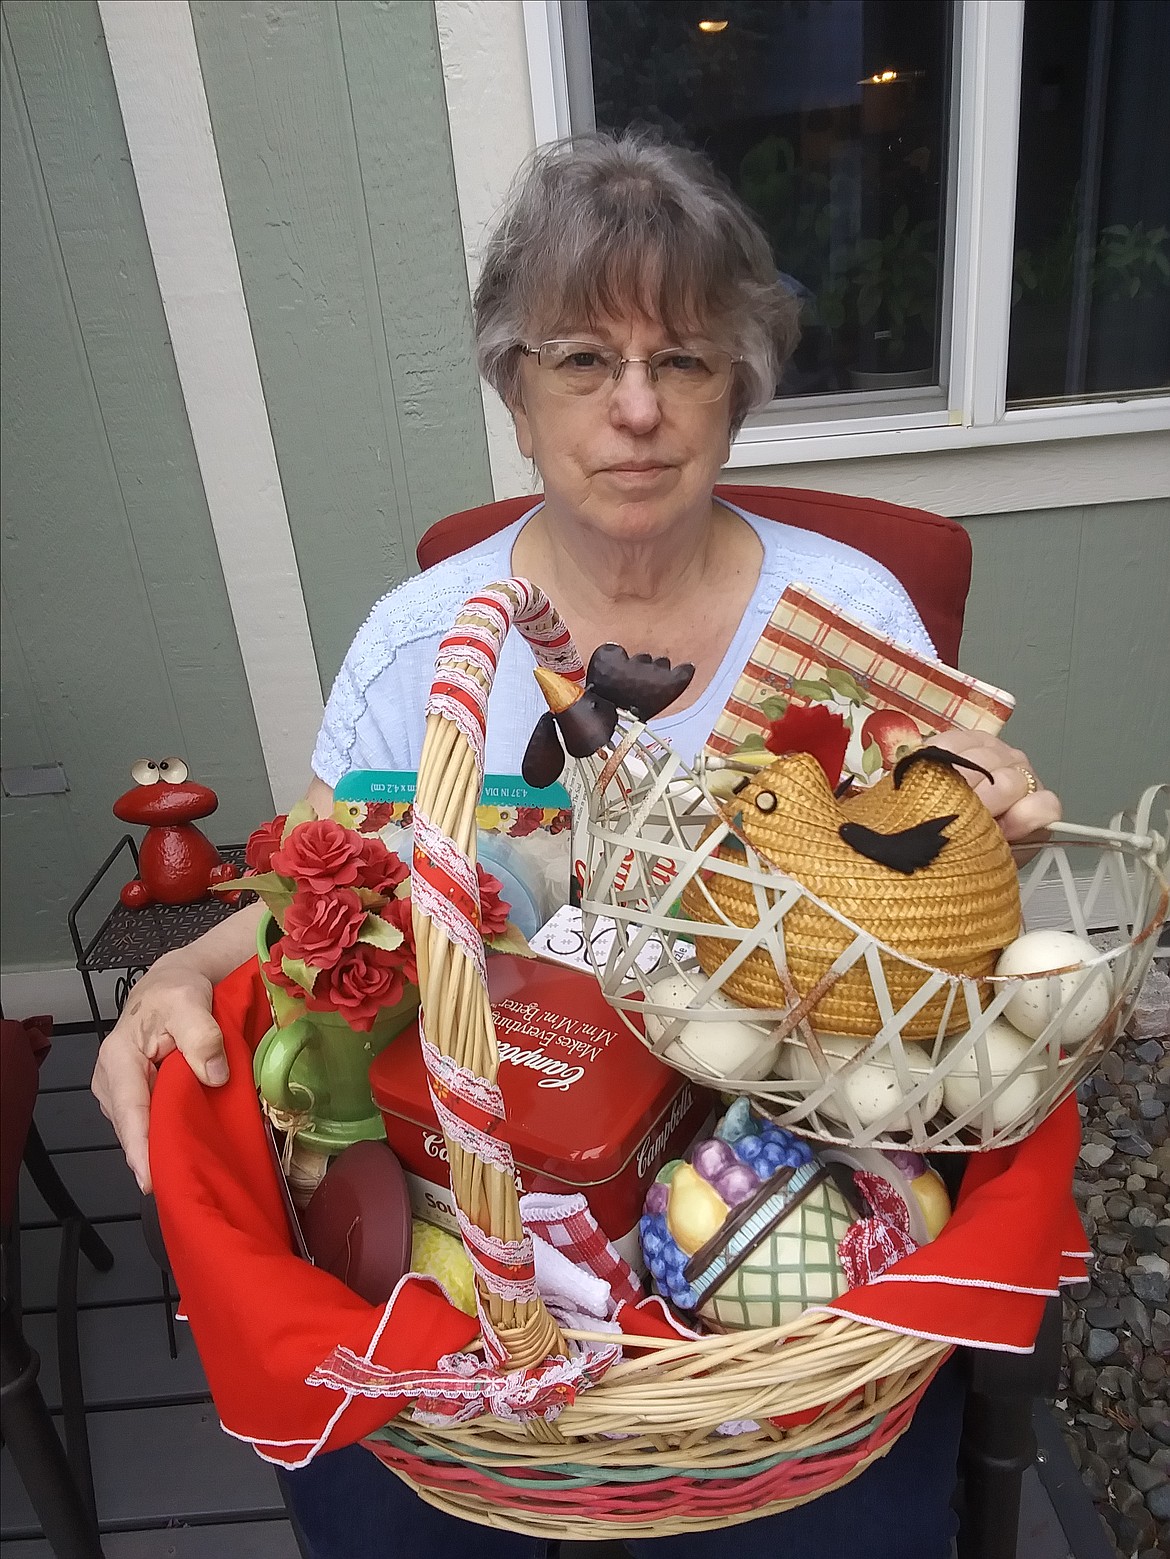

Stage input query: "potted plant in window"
[
  {"left": 845, "top": 205, "right": 939, "bottom": 389},
  {"left": 1084, "top": 220, "right": 1170, "bottom": 391},
  {"left": 1010, "top": 214, "right": 1170, "bottom": 398}
]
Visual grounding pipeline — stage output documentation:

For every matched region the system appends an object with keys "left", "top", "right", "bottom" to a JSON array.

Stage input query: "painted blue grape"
[{"left": 663, "top": 1242, "right": 685, "bottom": 1273}]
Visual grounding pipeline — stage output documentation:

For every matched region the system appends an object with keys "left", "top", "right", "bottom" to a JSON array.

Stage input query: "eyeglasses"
[{"left": 520, "top": 340, "right": 739, "bottom": 403}]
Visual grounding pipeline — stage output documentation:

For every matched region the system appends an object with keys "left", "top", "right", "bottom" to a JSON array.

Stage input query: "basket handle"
[{"left": 412, "top": 580, "right": 584, "bottom": 1369}]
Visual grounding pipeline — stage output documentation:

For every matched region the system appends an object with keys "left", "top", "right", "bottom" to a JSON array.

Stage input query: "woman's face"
[{"left": 510, "top": 312, "right": 734, "bottom": 545}]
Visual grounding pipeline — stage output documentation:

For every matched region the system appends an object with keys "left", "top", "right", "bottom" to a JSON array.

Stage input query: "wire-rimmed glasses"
[{"left": 520, "top": 340, "right": 739, "bottom": 403}]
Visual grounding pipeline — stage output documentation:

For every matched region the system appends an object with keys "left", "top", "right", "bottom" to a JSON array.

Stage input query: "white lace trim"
[
  {"left": 422, "top": 690, "right": 485, "bottom": 773},
  {"left": 429, "top": 1088, "right": 515, "bottom": 1175},
  {"left": 421, "top": 1031, "right": 505, "bottom": 1121},
  {"left": 411, "top": 871, "right": 487, "bottom": 983},
  {"left": 411, "top": 806, "right": 487, "bottom": 980},
  {"left": 455, "top": 1207, "right": 537, "bottom": 1304}
]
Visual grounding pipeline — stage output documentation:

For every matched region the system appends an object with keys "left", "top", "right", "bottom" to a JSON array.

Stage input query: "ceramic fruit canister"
[{"left": 640, "top": 1098, "right": 861, "bottom": 1328}]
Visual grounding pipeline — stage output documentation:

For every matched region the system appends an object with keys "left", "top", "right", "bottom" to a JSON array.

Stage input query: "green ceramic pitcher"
[{"left": 253, "top": 911, "right": 419, "bottom": 1154}]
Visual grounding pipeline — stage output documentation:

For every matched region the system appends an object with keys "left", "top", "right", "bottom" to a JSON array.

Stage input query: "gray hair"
[{"left": 473, "top": 132, "right": 800, "bottom": 433}]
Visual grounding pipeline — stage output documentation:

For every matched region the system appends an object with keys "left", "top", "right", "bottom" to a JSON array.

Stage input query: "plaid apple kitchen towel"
[{"left": 703, "top": 583, "right": 1015, "bottom": 790}]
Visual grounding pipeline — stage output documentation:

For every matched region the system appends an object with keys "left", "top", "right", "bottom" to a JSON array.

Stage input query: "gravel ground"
[{"left": 1056, "top": 956, "right": 1170, "bottom": 1559}]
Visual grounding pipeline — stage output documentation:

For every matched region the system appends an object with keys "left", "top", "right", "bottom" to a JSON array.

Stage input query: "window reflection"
[
  {"left": 1008, "top": 0, "right": 1170, "bottom": 403},
  {"left": 586, "top": 0, "right": 952, "bottom": 398}
]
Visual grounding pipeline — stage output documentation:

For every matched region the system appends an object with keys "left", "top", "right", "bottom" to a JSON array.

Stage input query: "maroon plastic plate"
[{"left": 300, "top": 1139, "right": 413, "bottom": 1305}]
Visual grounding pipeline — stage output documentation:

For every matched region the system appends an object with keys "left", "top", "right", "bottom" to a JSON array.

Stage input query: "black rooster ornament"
[{"left": 522, "top": 645, "right": 694, "bottom": 788}]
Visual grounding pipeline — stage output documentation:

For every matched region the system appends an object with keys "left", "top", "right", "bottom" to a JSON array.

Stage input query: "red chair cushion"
[
  {"left": 415, "top": 485, "right": 971, "bottom": 663},
  {"left": 0, "top": 1016, "right": 52, "bottom": 1232}
]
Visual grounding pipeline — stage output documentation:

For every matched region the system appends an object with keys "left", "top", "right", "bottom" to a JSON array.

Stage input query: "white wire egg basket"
[{"left": 571, "top": 722, "right": 1167, "bottom": 1153}]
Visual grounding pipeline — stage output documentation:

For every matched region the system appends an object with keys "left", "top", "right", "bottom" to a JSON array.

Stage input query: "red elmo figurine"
[{"left": 112, "top": 758, "right": 240, "bottom": 908}]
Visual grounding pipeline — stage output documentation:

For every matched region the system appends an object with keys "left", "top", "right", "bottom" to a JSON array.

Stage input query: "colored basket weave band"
[
  {"left": 372, "top": 1410, "right": 884, "bottom": 1482},
  {"left": 360, "top": 1377, "right": 931, "bottom": 1533}
]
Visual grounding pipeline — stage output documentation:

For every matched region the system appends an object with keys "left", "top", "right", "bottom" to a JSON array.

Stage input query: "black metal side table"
[{"left": 67, "top": 836, "right": 247, "bottom": 1036}]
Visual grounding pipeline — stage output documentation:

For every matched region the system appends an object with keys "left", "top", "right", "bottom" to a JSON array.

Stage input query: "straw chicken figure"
[
  {"left": 679, "top": 710, "right": 1022, "bottom": 1039},
  {"left": 524, "top": 663, "right": 1021, "bottom": 1042}
]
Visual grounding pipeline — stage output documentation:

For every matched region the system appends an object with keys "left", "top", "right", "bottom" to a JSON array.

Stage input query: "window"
[
  {"left": 527, "top": 0, "right": 1169, "bottom": 459},
  {"left": 1008, "top": 0, "right": 1170, "bottom": 404},
  {"left": 583, "top": 0, "right": 953, "bottom": 403}
]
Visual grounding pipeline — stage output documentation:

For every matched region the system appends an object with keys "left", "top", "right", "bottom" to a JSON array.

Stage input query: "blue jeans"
[{"left": 278, "top": 1357, "right": 963, "bottom": 1559}]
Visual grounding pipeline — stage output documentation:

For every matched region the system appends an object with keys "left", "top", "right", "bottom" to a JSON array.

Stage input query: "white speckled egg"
[
  {"left": 995, "top": 931, "right": 1111, "bottom": 1042},
  {"left": 782, "top": 1034, "right": 943, "bottom": 1128},
  {"left": 643, "top": 972, "right": 779, "bottom": 1081},
  {"left": 941, "top": 1017, "right": 1048, "bottom": 1128}
]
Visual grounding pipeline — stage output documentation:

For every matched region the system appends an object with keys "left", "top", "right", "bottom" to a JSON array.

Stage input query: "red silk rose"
[
  {"left": 245, "top": 804, "right": 521, "bottom": 1031},
  {"left": 378, "top": 894, "right": 418, "bottom": 985},
  {"left": 306, "top": 942, "right": 408, "bottom": 1031},
  {"left": 260, "top": 935, "right": 305, "bottom": 1001},
  {"left": 355, "top": 832, "right": 410, "bottom": 896},
  {"left": 477, "top": 866, "right": 510, "bottom": 939},
  {"left": 246, "top": 814, "right": 288, "bottom": 873},
  {"left": 270, "top": 818, "right": 366, "bottom": 894},
  {"left": 282, "top": 887, "right": 366, "bottom": 971}
]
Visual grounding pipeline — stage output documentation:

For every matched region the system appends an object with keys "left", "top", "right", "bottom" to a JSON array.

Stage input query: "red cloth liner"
[
  {"left": 150, "top": 962, "right": 479, "bottom": 1468},
  {"left": 150, "top": 960, "right": 1087, "bottom": 1467},
  {"left": 819, "top": 1100, "right": 1090, "bottom": 1353}
]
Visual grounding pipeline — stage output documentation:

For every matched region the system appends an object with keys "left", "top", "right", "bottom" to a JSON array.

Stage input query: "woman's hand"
[
  {"left": 92, "top": 783, "right": 333, "bottom": 1191},
  {"left": 91, "top": 952, "right": 226, "bottom": 1194},
  {"left": 928, "top": 728, "right": 1061, "bottom": 843},
  {"left": 91, "top": 895, "right": 267, "bottom": 1193}
]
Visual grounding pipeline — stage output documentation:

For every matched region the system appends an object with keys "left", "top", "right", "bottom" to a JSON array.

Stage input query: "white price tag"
[{"left": 530, "top": 905, "right": 669, "bottom": 978}]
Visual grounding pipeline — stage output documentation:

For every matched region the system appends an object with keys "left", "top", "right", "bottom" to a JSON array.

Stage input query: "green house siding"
[
  {"left": 1, "top": 1, "right": 271, "bottom": 969},
  {"left": 191, "top": 0, "right": 493, "bottom": 691},
  {"left": 957, "top": 496, "right": 1170, "bottom": 827}
]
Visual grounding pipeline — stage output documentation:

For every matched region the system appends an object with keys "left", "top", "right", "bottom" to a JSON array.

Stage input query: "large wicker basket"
[{"left": 371, "top": 580, "right": 948, "bottom": 1538}]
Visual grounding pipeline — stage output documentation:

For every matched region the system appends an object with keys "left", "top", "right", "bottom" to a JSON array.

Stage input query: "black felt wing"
[
  {"left": 838, "top": 814, "right": 959, "bottom": 875},
  {"left": 586, "top": 644, "right": 694, "bottom": 721}
]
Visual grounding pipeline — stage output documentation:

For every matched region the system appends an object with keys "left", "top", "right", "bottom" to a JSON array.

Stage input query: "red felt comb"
[{"left": 764, "top": 705, "right": 850, "bottom": 787}]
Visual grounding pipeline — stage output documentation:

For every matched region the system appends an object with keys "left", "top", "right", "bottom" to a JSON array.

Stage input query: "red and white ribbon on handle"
[
  {"left": 426, "top": 580, "right": 583, "bottom": 775},
  {"left": 412, "top": 581, "right": 584, "bottom": 1348}
]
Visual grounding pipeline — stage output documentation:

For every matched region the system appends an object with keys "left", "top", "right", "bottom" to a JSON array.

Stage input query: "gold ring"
[{"left": 1016, "top": 765, "right": 1039, "bottom": 796}]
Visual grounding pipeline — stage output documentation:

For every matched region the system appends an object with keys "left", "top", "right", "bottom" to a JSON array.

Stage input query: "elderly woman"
[{"left": 94, "top": 133, "right": 1059, "bottom": 1559}]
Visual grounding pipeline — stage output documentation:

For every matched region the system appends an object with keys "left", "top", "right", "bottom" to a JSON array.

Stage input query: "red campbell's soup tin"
[{"left": 369, "top": 954, "right": 712, "bottom": 1270}]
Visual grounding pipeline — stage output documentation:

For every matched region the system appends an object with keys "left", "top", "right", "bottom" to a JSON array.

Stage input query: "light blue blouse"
[{"left": 312, "top": 500, "right": 934, "bottom": 786}]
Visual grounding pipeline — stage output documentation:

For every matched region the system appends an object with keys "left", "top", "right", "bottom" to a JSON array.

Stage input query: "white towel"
[{"left": 530, "top": 1231, "right": 611, "bottom": 1319}]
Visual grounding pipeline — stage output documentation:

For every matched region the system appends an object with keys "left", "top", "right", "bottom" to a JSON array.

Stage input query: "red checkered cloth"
[
  {"left": 521, "top": 1190, "right": 644, "bottom": 1309},
  {"left": 150, "top": 958, "right": 1089, "bottom": 1465},
  {"left": 838, "top": 1172, "right": 919, "bottom": 1288}
]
